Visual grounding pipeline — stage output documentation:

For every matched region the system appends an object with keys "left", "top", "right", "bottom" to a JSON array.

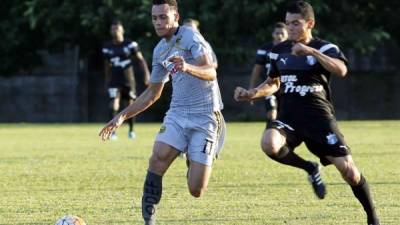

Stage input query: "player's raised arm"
[
  {"left": 99, "top": 82, "right": 164, "bottom": 141},
  {"left": 169, "top": 54, "right": 216, "bottom": 81},
  {"left": 292, "top": 42, "right": 347, "bottom": 77},
  {"left": 234, "top": 76, "right": 280, "bottom": 102}
]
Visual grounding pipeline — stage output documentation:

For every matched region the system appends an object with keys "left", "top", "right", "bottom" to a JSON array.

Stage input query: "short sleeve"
[
  {"left": 255, "top": 48, "right": 268, "bottom": 65},
  {"left": 149, "top": 54, "right": 169, "bottom": 84},
  {"left": 102, "top": 45, "right": 111, "bottom": 61},
  {"left": 189, "top": 32, "right": 210, "bottom": 60},
  {"left": 267, "top": 52, "right": 280, "bottom": 78},
  {"left": 128, "top": 41, "right": 140, "bottom": 54},
  {"left": 319, "top": 43, "right": 348, "bottom": 65}
]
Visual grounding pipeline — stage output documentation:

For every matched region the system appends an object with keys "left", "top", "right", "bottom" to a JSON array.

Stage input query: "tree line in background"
[{"left": 1, "top": 0, "right": 399, "bottom": 75}]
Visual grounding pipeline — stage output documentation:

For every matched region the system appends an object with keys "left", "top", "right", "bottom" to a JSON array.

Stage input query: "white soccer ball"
[{"left": 55, "top": 215, "right": 87, "bottom": 225}]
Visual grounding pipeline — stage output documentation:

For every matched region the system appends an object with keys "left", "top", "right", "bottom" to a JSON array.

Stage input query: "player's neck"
[
  {"left": 112, "top": 36, "right": 124, "bottom": 44},
  {"left": 297, "top": 34, "right": 313, "bottom": 44},
  {"left": 164, "top": 25, "right": 180, "bottom": 41}
]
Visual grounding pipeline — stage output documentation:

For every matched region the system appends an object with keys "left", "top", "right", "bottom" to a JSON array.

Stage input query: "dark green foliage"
[{"left": 0, "top": 0, "right": 398, "bottom": 75}]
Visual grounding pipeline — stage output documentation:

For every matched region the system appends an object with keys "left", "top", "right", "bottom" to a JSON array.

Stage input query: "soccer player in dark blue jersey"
[
  {"left": 248, "top": 22, "right": 288, "bottom": 126},
  {"left": 235, "top": 1, "right": 379, "bottom": 224},
  {"left": 102, "top": 20, "right": 150, "bottom": 140}
]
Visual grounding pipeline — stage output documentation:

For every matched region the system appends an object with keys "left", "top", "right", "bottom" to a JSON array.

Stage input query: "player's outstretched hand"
[
  {"left": 234, "top": 86, "right": 255, "bottom": 102},
  {"left": 99, "top": 115, "right": 125, "bottom": 141}
]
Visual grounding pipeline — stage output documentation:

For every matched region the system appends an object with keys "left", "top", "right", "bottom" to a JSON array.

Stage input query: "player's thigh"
[
  {"left": 123, "top": 66, "right": 135, "bottom": 80},
  {"left": 155, "top": 115, "right": 188, "bottom": 153},
  {"left": 304, "top": 118, "right": 352, "bottom": 166},
  {"left": 187, "top": 112, "right": 224, "bottom": 167},
  {"left": 148, "top": 141, "right": 180, "bottom": 175}
]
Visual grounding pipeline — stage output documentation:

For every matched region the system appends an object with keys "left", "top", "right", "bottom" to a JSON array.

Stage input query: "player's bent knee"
[
  {"left": 148, "top": 154, "right": 168, "bottom": 174},
  {"left": 188, "top": 185, "right": 206, "bottom": 198},
  {"left": 343, "top": 166, "right": 361, "bottom": 186},
  {"left": 261, "top": 138, "right": 281, "bottom": 156}
]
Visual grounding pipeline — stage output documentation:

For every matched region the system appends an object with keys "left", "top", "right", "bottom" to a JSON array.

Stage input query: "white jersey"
[{"left": 150, "top": 26, "right": 223, "bottom": 114}]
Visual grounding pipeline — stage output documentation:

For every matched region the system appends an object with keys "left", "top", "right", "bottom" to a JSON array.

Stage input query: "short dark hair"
[
  {"left": 152, "top": 0, "right": 178, "bottom": 10},
  {"left": 111, "top": 19, "right": 122, "bottom": 26},
  {"left": 286, "top": 1, "right": 315, "bottom": 21},
  {"left": 274, "top": 22, "right": 287, "bottom": 30}
]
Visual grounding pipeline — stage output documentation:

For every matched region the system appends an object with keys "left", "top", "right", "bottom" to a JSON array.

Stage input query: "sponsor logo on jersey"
[
  {"left": 326, "top": 133, "right": 338, "bottom": 145},
  {"left": 281, "top": 75, "right": 298, "bottom": 82},
  {"left": 110, "top": 57, "right": 131, "bottom": 68},
  {"left": 306, "top": 55, "right": 317, "bottom": 65},
  {"left": 123, "top": 46, "right": 130, "bottom": 55},
  {"left": 281, "top": 75, "right": 323, "bottom": 96},
  {"left": 159, "top": 125, "right": 166, "bottom": 133}
]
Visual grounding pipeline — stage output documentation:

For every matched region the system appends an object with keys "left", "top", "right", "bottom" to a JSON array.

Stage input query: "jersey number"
[{"left": 202, "top": 139, "right": 214, "bottom": 155}]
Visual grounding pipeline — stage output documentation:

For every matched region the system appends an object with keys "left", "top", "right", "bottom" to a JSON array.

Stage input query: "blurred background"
[{"left": 0, "top": 0, "right": 399, "bottom": 123}]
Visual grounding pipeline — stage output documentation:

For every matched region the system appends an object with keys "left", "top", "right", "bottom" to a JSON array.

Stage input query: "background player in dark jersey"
[
  {"left": 234, "top": 1, "right": 379, "bottom": 224},
  {"left": 102, "top": 20, "right": 150, "bottom": 140},
  {"left": 248, "top": 22, "right": 287, "bottom": 125}
]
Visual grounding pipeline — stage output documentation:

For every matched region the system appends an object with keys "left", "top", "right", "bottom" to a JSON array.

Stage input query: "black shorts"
[
  {"left": 264, "top": 95, "right": 278, "bottom": 112},
  {"left": 107, "top": 86, "right": 136, "bottom": 100},
  {"left": 269, "top": 119, "right": 351, "bottom": 166}
]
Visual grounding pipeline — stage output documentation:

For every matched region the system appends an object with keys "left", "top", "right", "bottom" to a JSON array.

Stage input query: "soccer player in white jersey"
[{"left": 99, "top": 0, "right": 225, "bottom": 224}]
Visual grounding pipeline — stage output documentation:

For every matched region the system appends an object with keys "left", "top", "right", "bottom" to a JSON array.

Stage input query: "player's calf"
[
  {"left": 328, "top": 155, "right": 361, "bottom": 185},
  {"left": 142, "top": 171, "right": 162, "bottom": 225},
  {"left": 328, "top": 155, "right": 379, "bottom": 224},
  {"left": 142, "top": 145, "right": 178, "bottom": 224}
]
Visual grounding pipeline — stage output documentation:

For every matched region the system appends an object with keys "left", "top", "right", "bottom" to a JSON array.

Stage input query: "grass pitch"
[{"left": 0, "top": 121, "right": 399, "bottom": 225}]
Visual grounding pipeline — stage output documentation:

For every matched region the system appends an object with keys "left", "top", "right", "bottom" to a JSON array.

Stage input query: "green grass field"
[{"left": 0, "top": 121, "right": 399, "bottom": 225}]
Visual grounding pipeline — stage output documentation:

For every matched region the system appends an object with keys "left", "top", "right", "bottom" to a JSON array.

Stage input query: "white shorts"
[{"left": 155, "top": 111, "right": 226, "bottom": 166}]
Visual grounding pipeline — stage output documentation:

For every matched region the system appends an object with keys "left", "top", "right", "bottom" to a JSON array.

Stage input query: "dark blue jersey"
[
  {"left": 268, "top": 39, "right": 348, "bottom": 123},
  {"left": 102, "top": 40, "right": 140, "bottom": 87}
]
